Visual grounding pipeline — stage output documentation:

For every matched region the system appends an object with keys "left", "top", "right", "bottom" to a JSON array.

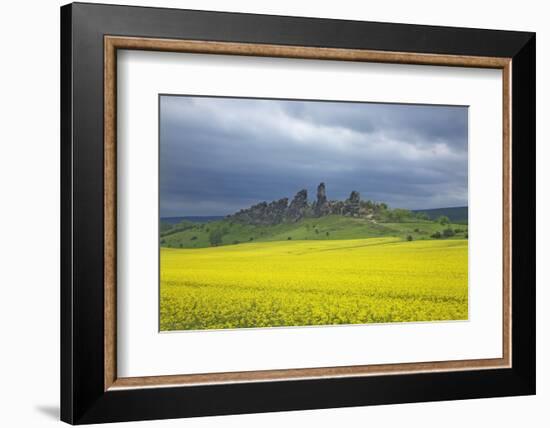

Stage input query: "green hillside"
[
  {"left": 413, "top": 206, "right": 468, "bottom": 224},
  {"left": 160, "top": 215, "right": 468, "bottom": 249}
]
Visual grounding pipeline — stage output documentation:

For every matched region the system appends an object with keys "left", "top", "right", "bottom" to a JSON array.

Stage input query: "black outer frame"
[{"left": 60, "top": 2, "right": 535, "bottom": 424}]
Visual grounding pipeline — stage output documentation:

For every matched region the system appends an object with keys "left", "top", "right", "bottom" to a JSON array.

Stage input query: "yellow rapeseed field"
[{"left": 160, "top": 237, "right": 468, "bottom": 331}]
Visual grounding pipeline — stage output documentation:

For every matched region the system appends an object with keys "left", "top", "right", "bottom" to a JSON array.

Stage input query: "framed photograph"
[{"left": 61, "top": 2, "right": 535, "bottom": 424}]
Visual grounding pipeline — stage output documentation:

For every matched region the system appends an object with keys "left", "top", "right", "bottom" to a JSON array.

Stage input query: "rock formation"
[
  {"left": 312, "top": 182, "right": 330, "bottom": 217},
  {"left": 227, "top": 183, "right": 377, "bottom": 225},
  {"left": 343, "top": 190, "right": 361, "bottom": 216},
  {"left": 230, "top": 198, "right": 289, "bottom": 225},
  {"left": 286, "top": 189, "right": 309, "bottom": 222}
]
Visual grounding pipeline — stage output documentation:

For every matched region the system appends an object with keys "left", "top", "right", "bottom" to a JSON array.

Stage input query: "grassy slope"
[{"left": 161, "top": 215, "right": 468, "bottom": 249}]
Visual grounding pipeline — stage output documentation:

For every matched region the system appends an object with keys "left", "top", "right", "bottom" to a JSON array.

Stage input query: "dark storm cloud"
[{"left": 160, "top": 95, "right": 468, "bottom": 217}]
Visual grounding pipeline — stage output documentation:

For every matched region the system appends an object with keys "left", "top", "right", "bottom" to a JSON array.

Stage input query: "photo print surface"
[{"left": 159, "top": 95, "right": 469, "bottom": 332}]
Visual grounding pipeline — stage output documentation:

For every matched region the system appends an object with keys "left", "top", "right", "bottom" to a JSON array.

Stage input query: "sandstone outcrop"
[
  {"left": 287, "top": 189, "right": 309, "bottom": 222},
  {"left": 227, "top": 183, "right": 379, "bottom": 225}
]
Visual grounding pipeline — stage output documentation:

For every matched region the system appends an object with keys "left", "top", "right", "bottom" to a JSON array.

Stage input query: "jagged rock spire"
[
  {"left": 317, "top": 182, "right": 327, "bottom": 205},
  {"left": 313, "top": 182, "right": 330, "bottom": 217},
  {"left": 343, "top": 190, "right": 361, "bottom": 216},
  {"left": 287, "top": 189, "right": 309, "bottom": 222}
]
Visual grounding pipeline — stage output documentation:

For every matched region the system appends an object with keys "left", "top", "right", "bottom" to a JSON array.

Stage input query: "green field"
[
  {"left": 160, "top": 215, "right": 467, "bottom": 249},
  {"left": 160, "top": 237, "right": 468, "bottom": 331}
]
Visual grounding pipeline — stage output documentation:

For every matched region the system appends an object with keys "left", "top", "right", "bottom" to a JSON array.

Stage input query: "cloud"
[{"left": 160, "top": 95, "right": 468, "bottom": 217}]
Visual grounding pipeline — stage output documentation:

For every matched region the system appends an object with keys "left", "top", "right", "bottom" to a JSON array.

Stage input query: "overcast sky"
[{"left": 160, "top": 95, "right": 468, "bottom": 217}]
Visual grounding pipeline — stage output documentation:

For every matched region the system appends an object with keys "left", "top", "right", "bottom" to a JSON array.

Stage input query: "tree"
[
  {"left": 406, "top": 235, "right": 413, "bottom": 241},
  {"left": 431, "top": 231, "right": 442, "bottom": 239},
  {"left": 415, "top": 212, "right": 430, "bottom": 221},
  {"left": 437, "top": 215, "right": 450, "bottom": 225},
  {"left": 208, "top": 228, "right": 225, "bottom": 246},
  {"left": 391, "top": 208, "right": 412, "bottom": 222}
]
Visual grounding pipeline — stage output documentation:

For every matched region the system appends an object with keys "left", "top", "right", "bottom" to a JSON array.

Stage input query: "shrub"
[
  {"left": 287, "top": 236, "right": 292, "bottom": 240},
  {"left": 406, "top": 235, "right": 413, "bottom": 241},
  {"left": 326, "top": 231, "right": 330, "bottom": 236},
  {"left": 465, "top": 232, "right": 468, "bottom": 238},
  {"left": 414, "top": 228, "right": 420, "bottom": 233},
  {"left": 315, "top": 229, "right": 319, "bottom": 234},
  {"left": 249, "top": 237, "right": 254, "bottom": 241},
  {"left": 431, "top": 231, "right": 442, "bottom": 239},
  {"left": 190, "top": 236, "right": 197, "bottom": 240},
  {"left": 454, "top": 228, "right": 463, "bottom": 233},
  {"left": 437, "top": 215, "right": 450, "bottom": 225},
  {"left": 442, "top": 228, "right": 455, "bottom": 238},
  {"left": 232, "top": 240, "right": 240, "bottom": 245}
]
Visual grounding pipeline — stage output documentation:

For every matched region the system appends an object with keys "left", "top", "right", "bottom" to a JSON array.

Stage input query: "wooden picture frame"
[{"left": 61, "top": 2, "right": 535, "bottom": 424}]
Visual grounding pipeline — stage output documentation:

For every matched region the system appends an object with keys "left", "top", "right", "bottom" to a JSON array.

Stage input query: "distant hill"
[
  {"left": 161, "top": 216, "right": 225, "bottom": 225},
  {"left": 412, "top": 206, "right": 468, "bottom": 224}
]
